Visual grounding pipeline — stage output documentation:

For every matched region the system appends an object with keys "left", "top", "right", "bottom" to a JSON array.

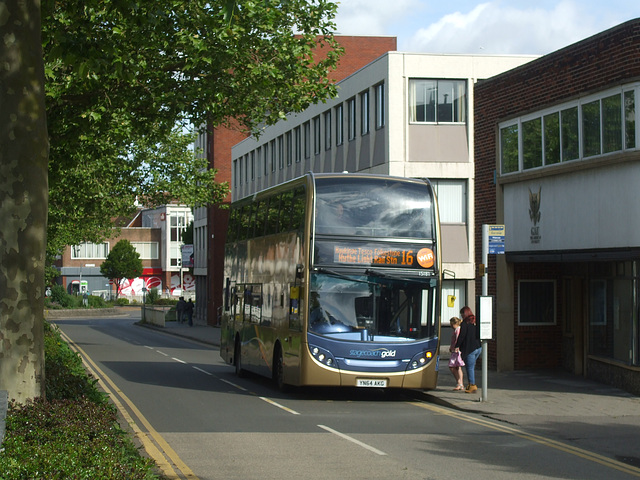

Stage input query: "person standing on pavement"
[
  {"left": 455, "top": 306, "right": 482, "bottom": 393},
  {"left": 186, "top": 298, "right": 194, "bottom": 326},
  {"left": 176, "top": 296, "right": 186, "bottom": 323},
  {"left": 448, "top": 316, "right": 465, "bottom": 391}
]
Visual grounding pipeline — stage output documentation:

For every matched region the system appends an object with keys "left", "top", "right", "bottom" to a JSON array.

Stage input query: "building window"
[
  {"left": 335, "top": 104, "right": 344, "bottom": 146},
  {"left": 409, "top": 79, "right": 466, "bottom": 124},
  {"left": 294, "top": 126, "right": 302, "bottom": 163},
  {"left": 360, "top": 90, "right": 369, "bottom": 135},
  {"left": 518, "top": 280, "right": 556, "bottom": 325},
  {"left": 233, "top": 159, "right": 238, "bottom": 187},
  {"left": 238, "top": 157, "right": 243, "bottom": 185},
  {"left": 257, "top": 147, "right": 261, "bottom": 179},
  {"left": 250, "top": 151, "right": 255, "bottom": 180},
  {"left": 270, "top": 139, "right": 276, "bottom": 172},
  {"left": 263, "top": 143, "right": 269, "bottom": 176},
  {"left": 313, "top": 116, "right": 321, "bottom": 155},
  {"left": 544, "top": 112, "right": 560, "bottom": 165},
  {"left": 522, "top": 117, "right": 542, "bottom": 170},
  {"left": 278, "top": 135, "right": 284, "bottom": 169},
  {"left": 375, "top": 83, "right": 385, "bottom": 129},
  {"left": 499, "top": 85, "right": 638, "bottom": 175},
  {"left": 131, "top": 242, "right": 159, "bottom": 259},
  {"left": 588, "top": 263, "right": 638, "bottom": 365},
  {"left": 561, "top": 106, "right": 579, "bottom": 161},
  {"left": 324, "top": 110, "right": 331, "bottom": 150},
  {"left": 303, "top": 121, "right": 311, "bottom": 159},
  {"left": 286, "top": 131, "right": 293, "bottom": 166},
  {"left": 624, "top": 90, "right": 635, "bottom": 149},
  {"left": 431, "top": 180, "right": 467, "bottom": 224},
  {"left": 72, "top": 242, "right": 109, "bottom": 259},
  {"left": 582, "top": 99, "right": 601, "bottom": 158},
  {"left": 500, "top": 124, "right": 519, "bottom": 174},
  {"left": 347, "top": 97, "right": 356, "bottom": 141},
  {"left": 170, "top": 211, "right": 190, "bottom": 267}
]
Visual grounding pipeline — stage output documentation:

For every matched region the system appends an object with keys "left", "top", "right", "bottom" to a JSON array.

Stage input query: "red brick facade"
[{"left": 474, "top": 19, "right": 640, "bottom": 372}]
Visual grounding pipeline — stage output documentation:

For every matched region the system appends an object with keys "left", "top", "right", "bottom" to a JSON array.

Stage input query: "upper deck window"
[{"left": 315, "top": 178, "right": 433, "bottom": 239}]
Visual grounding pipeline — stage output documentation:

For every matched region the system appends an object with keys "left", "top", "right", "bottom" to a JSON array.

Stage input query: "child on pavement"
[{"left": 448, "top": 317, "right": 465, "bottom": 391}]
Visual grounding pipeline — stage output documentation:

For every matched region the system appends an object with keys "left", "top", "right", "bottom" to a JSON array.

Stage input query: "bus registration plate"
[{"left": 357, "top": 379, "right": 387, "bottom": 388}]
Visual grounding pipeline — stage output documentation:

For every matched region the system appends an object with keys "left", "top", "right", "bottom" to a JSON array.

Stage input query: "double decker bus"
[{"left": 220, "top": 173, "right": 441, "bottom": 390}]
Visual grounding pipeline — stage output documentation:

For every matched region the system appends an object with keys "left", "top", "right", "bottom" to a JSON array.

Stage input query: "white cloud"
[
  {"left": 333, "top": 0, "right": 424, "bottom": 36},
  {"left": 405, "top": 1, "right": 605, "bottom": 54}
]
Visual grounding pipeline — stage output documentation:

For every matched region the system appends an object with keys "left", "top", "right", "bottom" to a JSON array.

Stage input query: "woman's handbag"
[{"left": 448, "top": 351, "right": 465, "bottom": 367}]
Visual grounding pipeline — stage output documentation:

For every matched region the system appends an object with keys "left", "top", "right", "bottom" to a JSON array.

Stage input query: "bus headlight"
[
  {"left": 407, "top": 351, "right": 433, "bottom": 370},
  {"left": 309, "top": 344, "right": 338, "bottom": 369}
]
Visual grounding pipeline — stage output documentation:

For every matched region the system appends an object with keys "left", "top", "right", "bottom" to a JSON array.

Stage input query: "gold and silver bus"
[{"left": 220, "top": 172, "right": 441, "bottom": 390}]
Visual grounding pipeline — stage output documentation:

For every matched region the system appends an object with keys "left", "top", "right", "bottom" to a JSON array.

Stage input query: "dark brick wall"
[{"left": 474, "top": 19, "right": 640, "bottom": 369}]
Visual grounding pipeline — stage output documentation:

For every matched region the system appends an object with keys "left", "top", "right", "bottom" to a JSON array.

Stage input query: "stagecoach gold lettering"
[{"left": 333, "top": 246, "right": 417, "bottom": 266}]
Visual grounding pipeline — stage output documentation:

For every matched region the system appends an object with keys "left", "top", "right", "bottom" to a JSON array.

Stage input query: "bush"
[
  {"left": 50, "top": 284, "right": 78, "bottom": 308},
  {"left": 88, "top": 294, "right": 107, "bottom": 308},
  {"left": 0, "top": 322, "right": 159, "bottom": 479},
  {"left": 115, "top": 297, "right": 130, "bottom": 306},
  {"left": 146, "top": 287, "right": 160, "bottom": 304},
  {"left": 44, "top": 322, "right": 106, "bottom": 404},
  {"left": 153, "top": 298, "right": 178, "bottom": 306},
  {"left": 0, "top": 398, "right": 156, "bottom": 480}
]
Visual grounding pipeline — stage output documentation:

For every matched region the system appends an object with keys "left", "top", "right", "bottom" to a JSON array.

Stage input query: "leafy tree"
[
  {"left": 2, "top": 0, "right": 341, "bottom": 402},
  {"left": 100, "top": 240, "right": 143, "bottom": 300},
  {"left": 42, "top": 0, "right": 342, "bottom": 256}
]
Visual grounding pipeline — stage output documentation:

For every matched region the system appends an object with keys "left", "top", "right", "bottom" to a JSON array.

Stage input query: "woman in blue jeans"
[{"left": 455, "top": 306, "right": 482, "bottom": 393}]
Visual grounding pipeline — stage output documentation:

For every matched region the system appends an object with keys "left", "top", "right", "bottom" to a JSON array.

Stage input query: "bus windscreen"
[{"left": 314, "top": 178, "right": 433, "bottom": 238}]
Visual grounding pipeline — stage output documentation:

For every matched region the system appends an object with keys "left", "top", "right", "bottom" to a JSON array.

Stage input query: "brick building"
[
  {"left": 58, "top": 205, "right": 194, "bottom": 299},
  {"left": 474, "top": 19, "right": 640, "bottom": 394}
]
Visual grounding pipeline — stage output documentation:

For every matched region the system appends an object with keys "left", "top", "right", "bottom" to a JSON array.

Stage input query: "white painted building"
[{"left": 230, "top": 51, "right": 537, "bottom": 318}]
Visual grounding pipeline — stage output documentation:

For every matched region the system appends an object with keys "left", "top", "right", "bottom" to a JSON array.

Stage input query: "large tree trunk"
[{"left": 0, "top": 0, "right": 48, "bottom": 402}]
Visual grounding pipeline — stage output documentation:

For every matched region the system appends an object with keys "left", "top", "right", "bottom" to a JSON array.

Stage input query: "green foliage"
[
  {"left": 0, "top": 322, "right": 158, "bottom": 478},
  {"left": 0, "top": 398, "right": 156, "bottom": 479},
  {"left": 88, "top": 294, "right": 107, "bottom": 308},
  {"left": 100, "top": 240, "right": 143, "bottom": 299},
  {"left": 151, "top": 298, "right": 178, "bottom": 307},
  {"left": 44, "top": 322, "right": 106, "bottom": 403},
  {"left": 145, "top": 287, "right": 161, "bottom": 304},
  {"left": 115, "top": 297, "right": 130, "bottom": 306},
  {"left": 41, "top": 0, "right": 342, "bottom": 257},
  {"left": 49, "top": 284, "right": 81, "bottom": 308}
]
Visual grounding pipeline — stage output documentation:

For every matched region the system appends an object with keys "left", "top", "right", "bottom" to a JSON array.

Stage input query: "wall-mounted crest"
[{"left": 529, "top": 186, "right": 541, "bottom": 244}]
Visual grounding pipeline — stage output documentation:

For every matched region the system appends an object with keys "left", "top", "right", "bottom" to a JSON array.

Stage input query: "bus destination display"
[{"left": 333, "top": 245, "right": 435, "bottom": 269}]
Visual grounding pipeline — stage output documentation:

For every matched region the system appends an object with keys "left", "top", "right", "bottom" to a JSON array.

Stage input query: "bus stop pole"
[{"left": 481, "top": 225, "right": 489, "bottom": 402}]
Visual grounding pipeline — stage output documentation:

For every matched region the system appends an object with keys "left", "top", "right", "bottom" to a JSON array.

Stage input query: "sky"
[{"left": 332, "top": 0, "right": 640, "bottom": 55}]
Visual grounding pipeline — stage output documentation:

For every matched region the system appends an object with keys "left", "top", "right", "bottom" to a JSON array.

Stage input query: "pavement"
[{"left": 150, "top": 319, "right": 640, "bottom": 421}]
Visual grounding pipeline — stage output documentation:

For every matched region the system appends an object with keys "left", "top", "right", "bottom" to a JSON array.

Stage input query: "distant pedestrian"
[
  {"left": 186, "top": 298, "right": 194, "bottom": 326},
  {"left": 455, "top": 306, "right": 482, "bottom": 393},
  {"left": 176, "top": 296, "right": 186, "bottom": 323},
  {"left": 448, "top": 317, "right": 465, "bottom": 391}
]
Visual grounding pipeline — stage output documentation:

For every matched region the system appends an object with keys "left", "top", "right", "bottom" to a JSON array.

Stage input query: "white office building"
[{"left": 230, "top": 51, "right": 536, "bottom": 318}]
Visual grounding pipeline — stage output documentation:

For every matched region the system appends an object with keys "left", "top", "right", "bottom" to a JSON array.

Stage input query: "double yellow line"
[
  {"left": 57, "top": 327, "right": 199, "bottom": 480},
  {"left": 411, "top": 401, "right": 640, "bottom": 477}
]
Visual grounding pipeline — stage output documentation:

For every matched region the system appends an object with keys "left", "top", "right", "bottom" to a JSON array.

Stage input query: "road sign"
[{"left": 488, "top": 224, "right": 505, "bottom": 254}]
